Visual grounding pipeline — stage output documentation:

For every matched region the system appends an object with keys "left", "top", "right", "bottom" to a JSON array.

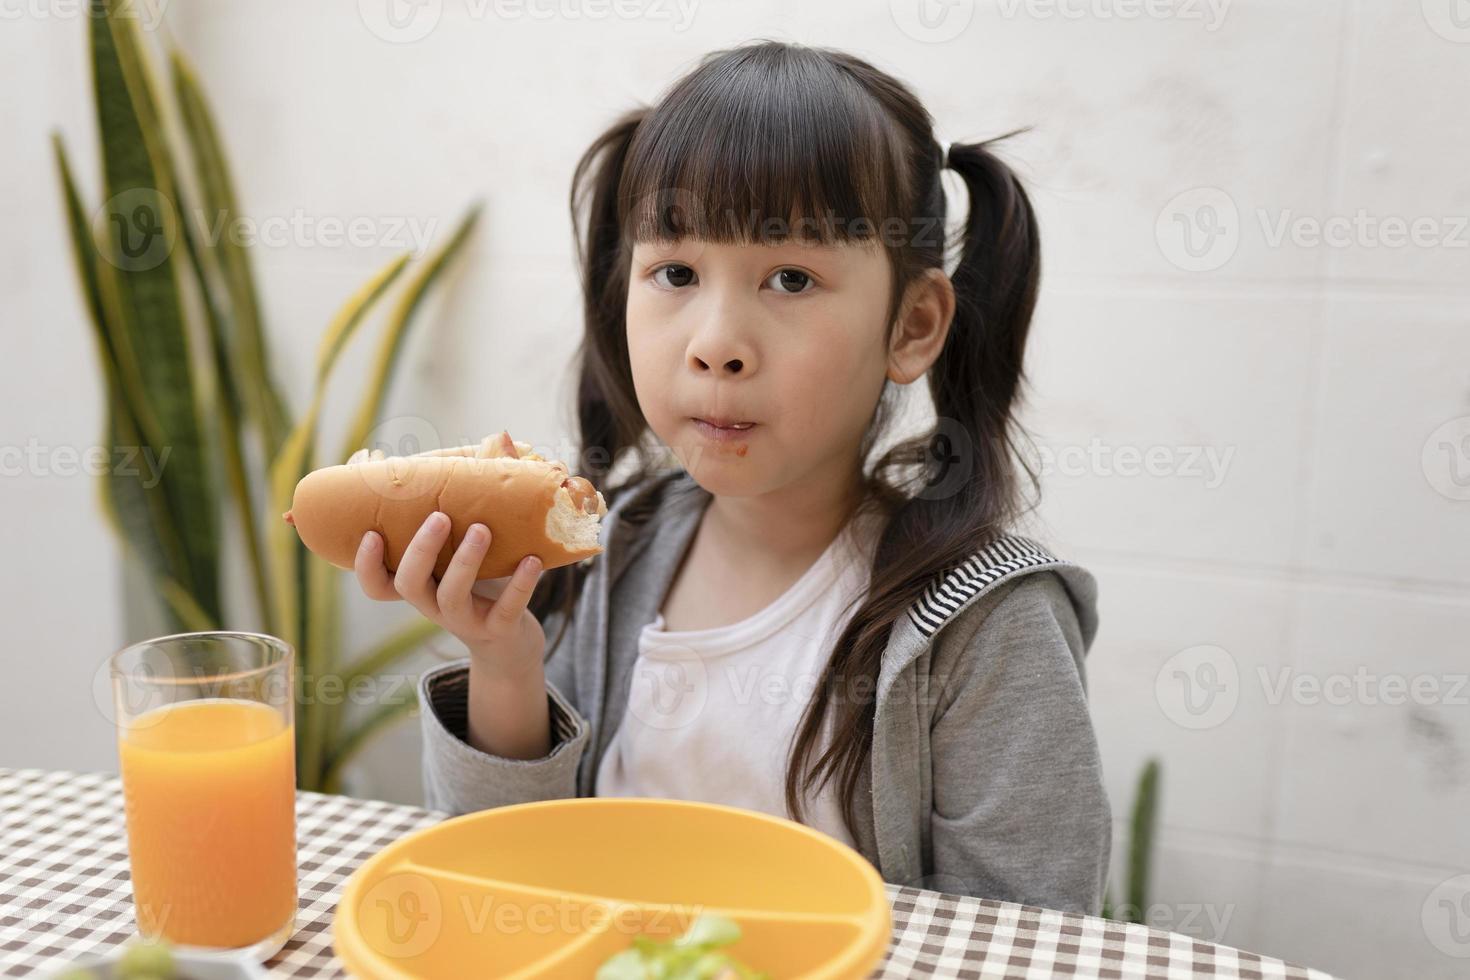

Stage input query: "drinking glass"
[{"left": 110, "top": 631, "right": 298, "bottom": 956}]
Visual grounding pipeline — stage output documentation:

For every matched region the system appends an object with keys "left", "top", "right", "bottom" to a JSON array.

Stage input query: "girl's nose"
[
  {"left": 686, "top": 317, "right": 756, "bottom": 376},
  {"left": 689, "top": 352, "right": 747, "bottom": 375}
]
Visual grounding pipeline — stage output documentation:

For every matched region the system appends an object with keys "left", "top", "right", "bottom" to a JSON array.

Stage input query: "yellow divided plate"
[{"left": 333, "top": 796, "right": 891, "bottom": 979}]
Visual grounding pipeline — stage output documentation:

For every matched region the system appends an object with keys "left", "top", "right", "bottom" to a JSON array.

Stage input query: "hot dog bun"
[{"left": 281, "top": 431, "right": 607, "bottom": 581}]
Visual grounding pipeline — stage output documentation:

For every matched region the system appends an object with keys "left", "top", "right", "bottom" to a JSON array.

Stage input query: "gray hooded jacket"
[{"left": 417, "top": 469, "right": 1111, "bottom": 913}]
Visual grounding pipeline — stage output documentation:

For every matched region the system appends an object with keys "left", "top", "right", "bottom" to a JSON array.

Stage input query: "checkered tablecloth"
[{"left": 1, "top": 768, "right": 1335, "bottom": 979}]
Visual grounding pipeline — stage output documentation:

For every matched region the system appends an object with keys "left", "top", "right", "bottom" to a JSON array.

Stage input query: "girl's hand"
[{"left": 353, "top": 511, "right": 546, "bottom": 678}]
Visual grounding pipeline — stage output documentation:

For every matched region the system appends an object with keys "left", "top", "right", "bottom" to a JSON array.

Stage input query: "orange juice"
[{"left": 118, "top": 697, "right": 297, "bottom": 948}]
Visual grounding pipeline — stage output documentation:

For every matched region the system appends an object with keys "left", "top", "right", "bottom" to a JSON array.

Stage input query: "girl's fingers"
[
  {"left": 354, "top": 531, "right": 400, "bottom": 602},
  {"left": 393, "top": 512, "right": 450, "bottom": 618},
  {"left": 437, "top": 523, "right": 491, "bottom": 622},
  {"left": 484, "top": 555, "right": 543, "bottom": 633}
]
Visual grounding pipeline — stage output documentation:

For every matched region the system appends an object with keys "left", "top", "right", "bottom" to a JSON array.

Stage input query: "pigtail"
[
  {"left": 570, "top": 108, "right": 650, "bottom": 491},
  {"left": 784, "top": 132, "right": 1044, "bottom": 832},
  {"left": 530, "top": 109, "right": 650, "bottom": 644},
  {"left": 934, "top": 132, "right": 1042, "bottom": 521}
]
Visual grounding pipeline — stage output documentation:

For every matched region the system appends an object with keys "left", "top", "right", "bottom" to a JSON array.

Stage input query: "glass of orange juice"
[{"left": 109, "top": 631, "right": 298, "bottom": 957}]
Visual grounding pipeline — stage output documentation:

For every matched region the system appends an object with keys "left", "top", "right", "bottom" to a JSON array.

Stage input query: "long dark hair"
[{"left": 531, "top": 40, "right": 1042, "bottom": 840}]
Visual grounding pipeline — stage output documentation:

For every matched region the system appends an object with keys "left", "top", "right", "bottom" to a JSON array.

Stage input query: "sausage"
[{"left": 561, "top": 476, "right": 600, "bottom": 514}]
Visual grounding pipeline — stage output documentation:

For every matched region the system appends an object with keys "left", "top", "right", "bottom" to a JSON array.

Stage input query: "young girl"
[{"left": 353, "top": 40, "right": 1110, "bottom": 914}]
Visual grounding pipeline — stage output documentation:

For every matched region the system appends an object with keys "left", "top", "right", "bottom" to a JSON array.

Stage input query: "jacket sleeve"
[
  {"left": 926, "top": 571, "right": 1112, "bottom": 915},
  {"left": 417, "top": 606, "right": 593, "bottom": 814}
]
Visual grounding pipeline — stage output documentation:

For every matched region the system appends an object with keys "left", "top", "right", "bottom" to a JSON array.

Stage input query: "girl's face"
[{"left": 626, "top": 237, "right": 894, "bottom": 497}]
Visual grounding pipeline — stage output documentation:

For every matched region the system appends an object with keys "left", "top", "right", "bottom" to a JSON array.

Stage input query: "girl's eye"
[
  {"left": 652, "top": 264, "right": 697, "bottom": 289},
  {"left": 766, "top": 268, "right": 814, "bottom": 294}
]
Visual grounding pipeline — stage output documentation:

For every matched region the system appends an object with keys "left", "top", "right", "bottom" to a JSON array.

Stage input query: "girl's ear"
[{"left": 887, "top": 267, "right": 956, "bottom": 385}]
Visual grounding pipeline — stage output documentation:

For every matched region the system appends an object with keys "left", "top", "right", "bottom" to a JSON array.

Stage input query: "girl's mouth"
[{"left": 692, "top": 418, "right": 758, "bottom": 442}]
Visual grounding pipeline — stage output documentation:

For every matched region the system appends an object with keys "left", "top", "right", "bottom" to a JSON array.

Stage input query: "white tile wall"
[
  {"left": 8, "top": 1, "right": 1467, "bottom": 976},
  {"left": 1024, "top": 287, "right": 1320, "bottom": 567},
  {"left": 1303, "top": 294, "right": 1470, "bottom": 587},
  {"left": 2, "top": 8, "right": 124, "bottom": 777}
]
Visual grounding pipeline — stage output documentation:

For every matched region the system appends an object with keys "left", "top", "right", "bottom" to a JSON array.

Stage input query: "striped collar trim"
[{"left": 905, "top": 533, "right": 1065, "bottom": 639}]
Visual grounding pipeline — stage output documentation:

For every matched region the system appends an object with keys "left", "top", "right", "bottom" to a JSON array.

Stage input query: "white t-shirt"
[{"left": 594, "top": 509, "right": 883, "bottom": 848}]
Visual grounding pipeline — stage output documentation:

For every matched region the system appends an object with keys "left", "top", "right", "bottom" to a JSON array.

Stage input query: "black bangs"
[{"left": 617, "top": 43, "right": 913, "bottom": 247}]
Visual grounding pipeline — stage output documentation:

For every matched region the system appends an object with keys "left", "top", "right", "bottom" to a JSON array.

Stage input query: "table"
[{"left": 0, "top": 769, "right": 1334, "bottom": 979}]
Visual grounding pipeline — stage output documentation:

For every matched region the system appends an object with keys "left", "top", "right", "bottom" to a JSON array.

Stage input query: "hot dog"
[{"left": 281, "top": 432, "right": 607, "bottom": 581}]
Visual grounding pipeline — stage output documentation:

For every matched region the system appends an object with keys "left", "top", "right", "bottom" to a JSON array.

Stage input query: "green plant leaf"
[
  {"left": 317, "top": 616, "right": 443, "bottom": 780},
  {"left": 170, "top": 48, "right": 291, "bottom": 464},
  {"left": 57, "top": 135, "right": 205, "bottom": 633},
  {"left": 338, "top": 204, "right": 481, "bottom": 461},
  {"left": 298, "top": 557, "right": 340, "bottom": 789},
  {"left": 163, "top": 67, "right": 278, "bottom": 634},
  {"left": 53, "top": 136, "right": 107, "bottom": 352},
  {"left": 339, "top": 618, "right": 445, "bottom": 690},
  {"left": 1126, "top": 757, "right": 1160, "bottom": 923},
  {"left": 148, "top": 45, "right": 289, "bottom": 634},
  {"left": 320, "top": 693, "right": 420, "bottom": 795},
  {"left": 90, "top": 0, "right": 221, "bottom": 623},
  {"left": 267, "top": 254, "right": 411, "bottom": 785},
  {"left": 158, "top": 575, "right": 219, "bottom": 633},
  {"left": 178, "top": 214, "right": 275, "bottom": 634},
  {"left": 266, "top": 252, "right": 410, "bottom": 656},
  {"left": 96, "top": 380, "right": 205, "bottom": 633}
]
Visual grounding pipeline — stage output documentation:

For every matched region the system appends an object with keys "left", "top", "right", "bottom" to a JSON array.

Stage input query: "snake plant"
[
  {"left": 54, "top": 0, "right": 478, "bottom": 793},
  {"left": 1103, "top": 757, "right": 1162, "bottom": 924}
]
